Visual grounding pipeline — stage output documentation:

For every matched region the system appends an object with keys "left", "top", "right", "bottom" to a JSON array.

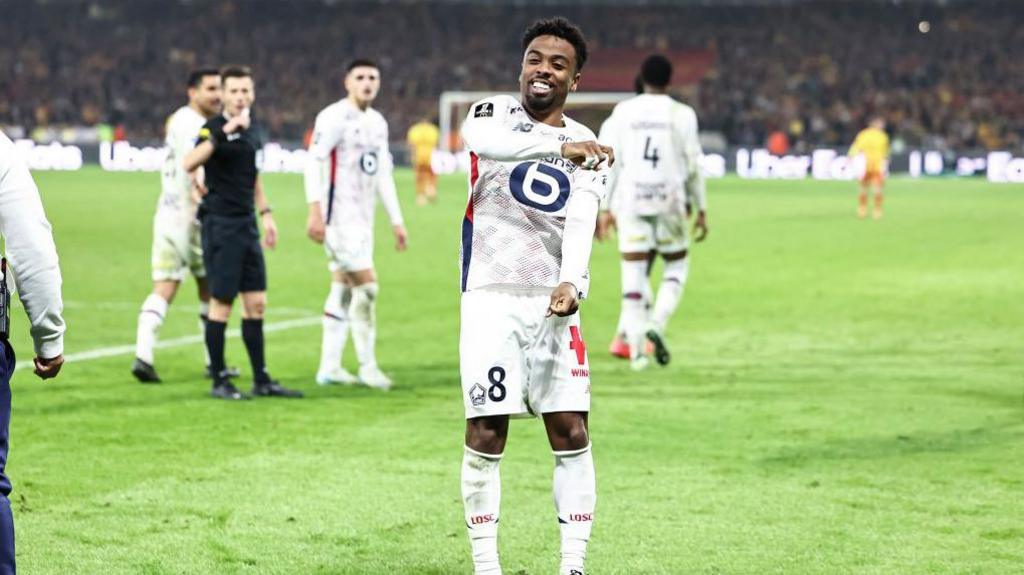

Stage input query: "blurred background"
[{"left": 2, "top": 0, "right": 1023, "bottom": 177}]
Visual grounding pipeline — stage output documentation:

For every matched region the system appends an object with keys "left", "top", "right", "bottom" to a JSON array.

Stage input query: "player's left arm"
[
  {"left": 254, "top": 177, "right": 277, "bottom": 250},
  {"left": 679, "top": 106, "right": 708, "bottom": 242},
  {"left": 550, "top": 171, "right": 605, "bottom": 317},
  {"left": 595, "top": 115, "right": 619, "bottom": 240},
  {"left": 377, "top": 128, "right": 407, "bottom": 251}
]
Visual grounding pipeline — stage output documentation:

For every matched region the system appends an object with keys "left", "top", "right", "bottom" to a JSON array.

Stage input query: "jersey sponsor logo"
[
  {"left": 473, "top": 103, "right": 494, "bottom": 118},
  {"left": 469, "top": 383, "right": 486, "bottom": 406},
  {"left": 360, "top": 151, "right": 379, "bottom": 175},
  {"left": 470, "top": 514, "right": 496, "bottom": 525},
  {"left": 571, "top": 368, "right": 589, "bottom": 378},
  {"left": 569, "top": 325, "right": 587, "bottom": 365},
  {"left": 509, "top": 162, "right": 571, "bottom": 213}
]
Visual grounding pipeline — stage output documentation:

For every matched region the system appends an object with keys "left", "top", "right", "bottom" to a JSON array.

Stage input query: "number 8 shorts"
[{"left": 461, "top": 288, "right": 591, "bottom": 419}]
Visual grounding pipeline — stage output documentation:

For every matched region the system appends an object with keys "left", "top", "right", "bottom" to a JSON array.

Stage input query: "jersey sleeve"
[
  {"left": 376, "top": 120, "right": 404, "bottom": 226},
  {"left": 848, "top": 131, "right": 864, "bottom": 156},
  {"left": 0, "top": 138, "right": 65, "bottom": 358},
  {"left": 597, "top": 113, "right": 620, "bottom": 212},
  {"left": 461, "top": 96, "right": 563, "bottom": 161},
  {"left": 558, "top": 172, "right": 606, "bottom": 299},
  {"left": 308, "top": 109, "right": 344, "bottom": 161},
  {"left": 196, "top": 118, "right": 216, "bottom": 146}
]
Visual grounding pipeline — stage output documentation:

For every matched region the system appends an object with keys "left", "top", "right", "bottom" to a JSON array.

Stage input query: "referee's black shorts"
[{"left": 200, "top": 213, "right": 266, "bottom": 301}]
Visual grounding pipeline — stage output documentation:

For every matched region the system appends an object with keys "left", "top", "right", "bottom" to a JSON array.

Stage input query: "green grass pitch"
[{"left": 5, "top": 167, "right": 1023, "bottom": 574}]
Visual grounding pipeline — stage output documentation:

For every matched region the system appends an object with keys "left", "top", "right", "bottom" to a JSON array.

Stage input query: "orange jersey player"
[
  {"left": 848, "top": 117, "right": 890, "bottom": 219},
  {"left": 406, "top": 118, "right": 439, "bottom": 205}
]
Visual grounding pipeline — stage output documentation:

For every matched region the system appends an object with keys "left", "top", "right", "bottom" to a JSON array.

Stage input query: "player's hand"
[
  {"left": 546, "top": 282, "right": 580, "bottom": 317},
  {"left": 693, "top": 211, "right": 708, "bottom": 242},
  {"left": 561, "top": 141, "right": 614, "bottom": 169},
  {"left": 190, "top": 181, "right": 208, "bottom": 203},
  {"left": 596, "top": 211, "right": 616, "bottom": 241},
  {"left": 306, "top": 212, "right": 325, "bottom": 244},
  {"left": 393, "top": 225, "right": 408, "bottom": 251},
  {"left": 262, "top": 215, "right": 278, "bottom": 249},
  {"left": 34, "top": 355, "right": 64, "bottom": 380}
]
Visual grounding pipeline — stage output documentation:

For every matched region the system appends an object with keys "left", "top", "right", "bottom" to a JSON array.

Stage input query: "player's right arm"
[
  {"left": 304, "top": 109, "right": 344, "bottom": 244},
  {"left": 461, "top": 96, "right": 613, "bottom": 168},
  {"left": 0, "top": 134, "right": 65, "bottom": 379},
  {"left": 847, "top": 131, "right": 864, "bottom": 157}
]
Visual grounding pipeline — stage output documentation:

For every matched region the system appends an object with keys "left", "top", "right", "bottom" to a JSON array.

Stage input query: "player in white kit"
[
  {"left": 304, "top": 59, "right": 407, "bottom": 390},
  {"left": 459, "top": 19, "right": 613, "bottom": 575},
  {"left": 597, "top": 55, "right": 709, "bottom": 371},
  {"left": 132, "top": 69, "right": 224, "bottom": 383}
]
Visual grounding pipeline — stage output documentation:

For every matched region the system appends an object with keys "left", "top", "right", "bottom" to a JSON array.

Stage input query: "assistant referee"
[{"left": 183, "top": 66, "right": 301, "bottom": 400}]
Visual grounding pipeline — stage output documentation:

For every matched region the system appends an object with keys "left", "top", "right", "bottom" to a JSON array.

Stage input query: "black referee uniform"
[
  {"left": 196, "top": 114, "right": 301, "bottom": 399},
  {"left": 197, "top": 115, "right": 267, "bottom": 301}
]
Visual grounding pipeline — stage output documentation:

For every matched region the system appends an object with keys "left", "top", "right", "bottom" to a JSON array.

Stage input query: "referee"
[
  {"left": 184, "top": 66, "right": 301, "bottom": 400},
  {"left": 0, "top": 129, "right": 66, "bottom": 573}
]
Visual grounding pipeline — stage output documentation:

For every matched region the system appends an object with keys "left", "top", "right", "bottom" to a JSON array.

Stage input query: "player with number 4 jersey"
[
  {"left": 598, "top": 55, "right": 709, "bottom": 371},
  {"left": 459, "top": 18, "right": 611, "bottom": 575}
]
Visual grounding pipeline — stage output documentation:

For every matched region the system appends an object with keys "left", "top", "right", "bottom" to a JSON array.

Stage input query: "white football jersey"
[
  {"left": 308, "top": 99, "right": 402, "bottom": 229},
  {"left": 158, "top": 106, "right": 206, "bottom": 221},
  {"left": 600, "top": 94, "right": 703, "bottom": 216},
  {"left": 459, "top": 95, "right": 606, "bottom": 295}
]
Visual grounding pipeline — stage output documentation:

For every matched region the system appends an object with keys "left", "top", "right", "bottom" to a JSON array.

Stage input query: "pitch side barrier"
[{"left": 10, "top": 139, "right": 1024, "bottom": 183}]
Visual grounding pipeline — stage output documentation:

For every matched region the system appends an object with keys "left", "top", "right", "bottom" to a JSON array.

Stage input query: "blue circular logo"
[{"left": 509, "top": 162, "right": 571, "bottom": 212}]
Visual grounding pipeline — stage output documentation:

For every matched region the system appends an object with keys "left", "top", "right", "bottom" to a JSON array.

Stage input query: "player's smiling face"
[
  {"left": 520, "top": 35, "right": 580, "bottom": 118},
  {"left": 222, "top": 76, "right": 255, "bottom": 116},
  {"left": 346, "top": 66, "right": 380, "bottom": 108}
]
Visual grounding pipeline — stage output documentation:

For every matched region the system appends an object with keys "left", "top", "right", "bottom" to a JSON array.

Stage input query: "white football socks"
[
  {"left": 614, "top": 261, "right": 652, "bottom": 337},
  {"left": 350, "top": 282, "right": 379, "bottom": 369},
  {"left": 652, "top": 257, "right": 689, "bottom": 334},
  {"left": 462, "top": 446, "right": 503, "bottom": 575},
  {"left": 319, "top": 281, "right": 351, "bottom": 374},
  {"left": 621, "top": 259, "right": 649, "bottom": 359},
  {"left": 553, "top": 443, "right": 596, "bottom": 574},
  {"left": 135, "top": 293, "right": 168, "bottom": 364}
]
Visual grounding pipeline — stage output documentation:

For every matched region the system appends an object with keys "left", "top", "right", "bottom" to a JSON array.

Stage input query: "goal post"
[{"left": 439, "top": 91, "right": 635, "bottom": 152}]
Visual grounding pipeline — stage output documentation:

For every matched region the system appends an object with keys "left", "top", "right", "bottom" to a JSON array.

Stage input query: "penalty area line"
[{"left": 14, "top": 316, "right": 321, "bottom": 371}]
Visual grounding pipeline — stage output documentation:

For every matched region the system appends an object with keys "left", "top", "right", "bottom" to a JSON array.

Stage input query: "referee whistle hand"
[
  {"left": 34, "top": 355, "right": 64, "bottom": 380},
  {"left": 546, "top": 282, "right": 580, "bottom": 317},
  {"left": 393, "top": 225, "right": 408, "bottom": 252}
]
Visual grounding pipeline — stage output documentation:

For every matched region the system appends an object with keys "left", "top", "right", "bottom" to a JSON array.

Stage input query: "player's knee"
[
  {"left": 245, "top": 299, "right": 266, "bottom": 317},
  {"left": 563, "top": 422, "right": 590, "bottom": 450},
  {"left": 465, "top": 418, "right": 507, "bottom": 455}
]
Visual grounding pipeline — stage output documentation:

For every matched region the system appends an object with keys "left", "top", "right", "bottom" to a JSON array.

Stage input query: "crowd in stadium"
[{"left": 1, "top": 0, "right": 1021, "bottom": 151}]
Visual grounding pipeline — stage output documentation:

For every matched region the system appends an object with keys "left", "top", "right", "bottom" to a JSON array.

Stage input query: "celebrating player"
[
  {"left": 304, "top": 59, "right": 407, "bottom": 390},
  {"left": 132, "top": 69, "right": 230, "bottom": 383},
  {"left": 597, "top": 55, "right": 708, "bottom": 371},
  {"left": 849, "top": 116, "right": 890, "bottom": 219},
  {"left": 459, "top": 18, "right": 611, "bottom": 575}
]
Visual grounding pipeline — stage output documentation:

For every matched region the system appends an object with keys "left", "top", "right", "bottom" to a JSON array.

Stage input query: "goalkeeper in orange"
[{"left": 848, "top": 117, "right": 890, "bottom": 219}]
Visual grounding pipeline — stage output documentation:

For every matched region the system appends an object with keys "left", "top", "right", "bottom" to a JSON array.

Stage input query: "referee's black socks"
[
  {"left": 205, "top": 319, "right": 228, "bottom": 380},
  {"left": 241, "top": 318, "right": 269, "bottom": 383}
]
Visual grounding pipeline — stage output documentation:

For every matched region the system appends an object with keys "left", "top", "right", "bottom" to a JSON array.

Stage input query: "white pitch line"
[{"left": 14, "top": 316, "right": 321, "bottom": 371}]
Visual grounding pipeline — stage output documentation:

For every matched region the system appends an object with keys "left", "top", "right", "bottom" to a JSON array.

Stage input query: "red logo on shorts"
[{"left": 569, "top": 326, "right": 587, "bottom": 366}]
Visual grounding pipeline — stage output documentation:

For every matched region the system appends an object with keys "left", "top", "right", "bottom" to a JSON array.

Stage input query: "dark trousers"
[{"left": 0, "top": 342, "right": 15, "bottom": 573}]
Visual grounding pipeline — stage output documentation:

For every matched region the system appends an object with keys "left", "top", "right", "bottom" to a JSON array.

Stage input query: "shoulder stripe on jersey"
[{"left": 325, "top": 149, "right": 338, "bottom": 224}]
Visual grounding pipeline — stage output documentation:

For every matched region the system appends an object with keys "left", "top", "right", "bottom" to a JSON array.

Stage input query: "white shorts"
[
  {"left": 151, "top": 218, "right": 205, "bottom": 282},
  {"left": 617, "top": 212, "right": 688, "bottom": 254},
  {"left": 325, "top": 225, "right": 374, "bottom": 273},
  {"left": 460, "top": 289, "right": 592, "bottom": 419}
]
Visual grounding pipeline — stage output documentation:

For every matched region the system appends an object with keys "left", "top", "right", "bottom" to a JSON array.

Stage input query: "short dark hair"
[
  {"left": 220, "top": 65, "right": 253, "bottom": 82},
  {"left": 347, "top": 59, "right": 379, "bottom": 73},
  {"left": 187, "top": 68, "right": 220, "bottom": 88},
  {"left": 522, "top": 17, "right": 588, "bottom": 72},
  {"left": 641, "top": 55, "right": 672, "bottom": 89}
]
